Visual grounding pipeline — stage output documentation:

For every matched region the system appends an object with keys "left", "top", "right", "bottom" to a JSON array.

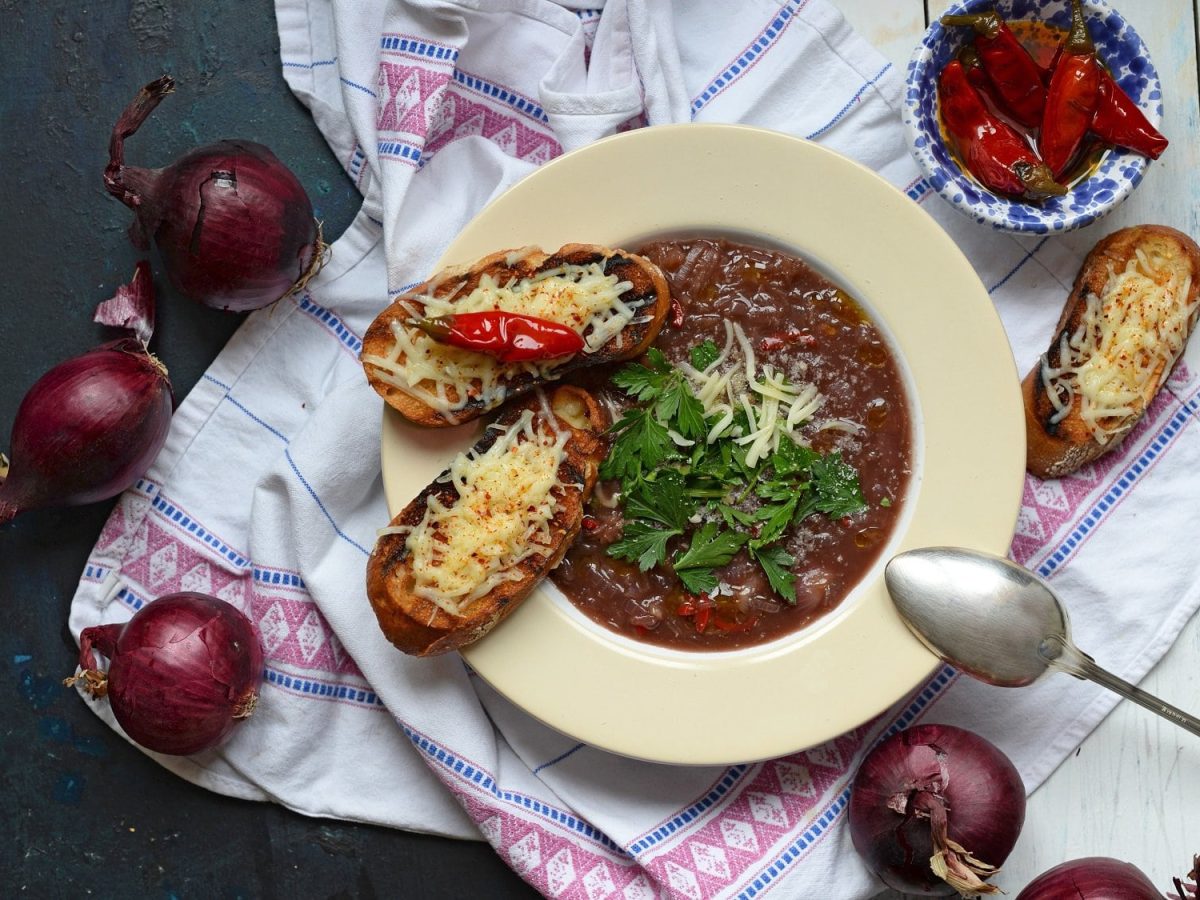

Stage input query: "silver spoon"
[{"left": 884, "top": 546, "right": 1200, "bottom": 738}]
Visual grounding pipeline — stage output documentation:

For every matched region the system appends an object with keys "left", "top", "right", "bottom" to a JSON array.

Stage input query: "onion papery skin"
[
  {"left": 849, "top": 724, "right": 1026, "bottom": 896},
  {"left": 0, "top": 340, "right": 172, "bottom": 524},
  {"left": 77, "top": 593, "right": 264, "bottom": 756},
  {"left": 1015, "top": 858, "right": 1162, "bottom": 900},
  {"left": 134, "top": 141, "right": 319, "bottom": 312}
]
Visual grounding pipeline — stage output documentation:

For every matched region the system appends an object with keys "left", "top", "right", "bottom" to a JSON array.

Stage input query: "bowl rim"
[
  {"left": 902, "top": 0, "right": 1162, "bottom": 234},
  {"left": 378, "top": 123, "right": 1026, "bottom": 764}
]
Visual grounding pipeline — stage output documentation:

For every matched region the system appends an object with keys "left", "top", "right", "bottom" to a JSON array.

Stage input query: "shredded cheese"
[
  {"left": 362, "top": 260, "right": 640, "bottom": 418},
  {"left": 399, "top": 408, "right": 570, "bottom": 617},
  {"left": 1041, "top": 244, "right": 1197, "bottom": 444},
  {"left": 680, "top": 321, "right": 828, "bottom": 467}
]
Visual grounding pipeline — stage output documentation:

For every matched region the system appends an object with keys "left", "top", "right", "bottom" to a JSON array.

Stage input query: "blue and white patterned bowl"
[{"left": 903, "top": 0, "right": 1163, "bottom": 233}]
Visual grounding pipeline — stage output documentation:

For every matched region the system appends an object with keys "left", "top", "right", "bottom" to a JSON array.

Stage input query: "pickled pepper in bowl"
[{"left": 938, "top": 59, "right": 1066, "bottom": 200}]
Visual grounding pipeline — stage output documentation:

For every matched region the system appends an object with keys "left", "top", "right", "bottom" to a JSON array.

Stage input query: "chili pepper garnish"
[
  {"left": 1039, "top": 0, "right": 1102, "bottom": 179},
  {"left": 582, "top": 515, "right": 599, "bottom": 532},
  {"left": 669, "top": 296, "right": 685, "bottom": 329},
  {"left": 712, "top": 613, "right": 760, "bottom": 634},
  {"left": 942, "top": 10, "right": 1046, "bottom": 128},
  {"left": 1091, "top": 69, "right": 1169, "bottom": 160},
  {"left": 412, "top": 310, "right": 585, "bottom": 363},
  {"left": 939, "top": 60, "right": 1066, "bottom": 200},
  {"left": 694, "top": 606, "right": 712, "bottom": 634}
]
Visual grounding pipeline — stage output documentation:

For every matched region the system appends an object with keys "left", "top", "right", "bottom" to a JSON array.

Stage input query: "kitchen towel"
[{"left": 69, "top": 1, "right": 1200, "bottom": 896}]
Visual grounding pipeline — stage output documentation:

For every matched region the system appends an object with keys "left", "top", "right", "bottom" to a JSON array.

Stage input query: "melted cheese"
[
  {"left": 361, "top": 261, "right": 639, "bottom": 419},
  {"left": 679, "top": 321, "right": 826, "bottom": 467},
  {"left": 1042, "top": 245, "right": 1197, "bottom": 444},
  {"left": 388, "top": 409, "right": 571, "bottom": 618}
]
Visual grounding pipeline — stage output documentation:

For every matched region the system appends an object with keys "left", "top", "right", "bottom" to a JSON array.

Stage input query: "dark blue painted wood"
[{"left": 0, "top": 1, "right": 536, "bottom": 895}]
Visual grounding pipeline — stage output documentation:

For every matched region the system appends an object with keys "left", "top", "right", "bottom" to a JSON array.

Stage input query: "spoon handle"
[{"left": 1047, "top": 639, "right": 1200, "bottom": 738}]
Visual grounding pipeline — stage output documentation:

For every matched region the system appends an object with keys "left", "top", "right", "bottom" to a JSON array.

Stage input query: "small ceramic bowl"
[{"left": 903, "top": 0, "right": 1163, "bottom": 233}]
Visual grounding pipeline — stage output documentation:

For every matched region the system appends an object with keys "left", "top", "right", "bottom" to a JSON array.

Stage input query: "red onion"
[
  {"left": 0, "top": 264, "right": 172, "bottom": 524},
  {"left": 105, "top": 75, "right": 324, "bottom": 313},
  {"left": 849, "top": 724, "right": 1026, "bottom": 897},
  {"left": 1016, "top": 857, "right": 1162, "bottom": 899},
  {"left": 67, "top": 593, "right": 264, "bottom": 756}
]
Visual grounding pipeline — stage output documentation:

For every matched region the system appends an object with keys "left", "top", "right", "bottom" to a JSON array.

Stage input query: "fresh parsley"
[
  {"left": 690, "top": 339, "right": 721, "bottom": 370},
  {"left": 673, "top": 524, "right": 748, "bottom": 594},
  {"left": 603, "top": 345, "right": 870, "bottom": 604}
]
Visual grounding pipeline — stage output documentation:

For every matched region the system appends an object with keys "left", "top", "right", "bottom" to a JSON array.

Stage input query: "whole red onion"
[
  {"left": 849, "top": 724, "right": 1026, "bottom": 897},
  {"left": 105, "top": 75, "right": 323, "bottom": 313},
  {"left": 0, "top": 264, "right": 172, "bottom": 524},
  {"left": 68, "top": 593, "right": 264, "bottom": 756},
  {"left": 1016, "top": 857, "right": 1162, "bottom": 899}
]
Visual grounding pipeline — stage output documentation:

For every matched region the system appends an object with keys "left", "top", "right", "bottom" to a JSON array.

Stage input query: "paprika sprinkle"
[
  {"left": 938, "top": 59, "right": 1066, "bottom": 200},
  {"left": 1039, "top": 0, "right": 1102, "bottom": 179},
  {"left": 942, "top": 9, "right": 1046, "bottom": 128},
  {"left": 412, "top": 310, "right": 585, "bottom": 363}
]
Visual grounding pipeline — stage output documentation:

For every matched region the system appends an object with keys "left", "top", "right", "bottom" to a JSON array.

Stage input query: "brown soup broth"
[{"left": 550, "top": 237, "right": 913, "bottom": 650}]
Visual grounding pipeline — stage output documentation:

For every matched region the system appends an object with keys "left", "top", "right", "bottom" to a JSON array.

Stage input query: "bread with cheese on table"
[
  {"left": 366, "top": 385, "right": 607, "bottom": 656},
  {"left": 1023, "top": 225, "right": 1200, "bottom": 478},
  {"left": 361, "top": 244, "right": 670, "bottom": 427}
]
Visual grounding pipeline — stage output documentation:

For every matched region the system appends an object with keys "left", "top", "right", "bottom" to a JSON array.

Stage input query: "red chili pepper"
[
  {"left": 669, "top": 296, "right": 685, "bottom": 329},
  {"left": 957, "top": 45, "right": 1002, "bottom": 106},
  {"left": 582, "top": 515, "right": 599, "bottom": 532},
  {"left": 694, "top": 606, "right": 712, "bottom": 634},
  {"left": 1039, "top": 0, "right": 1101, "bottom": 179},
  {"left": 1090, "top": 69, "right": 1168, "bottom": 159},
  {"left": 759, "top": 336, "right": 785, "bottom": 353},
  {"left": 676, "top": 599, "right": 697, "bottom": 617},
  {"left": 712, "top": 613, "right": 760, "bottom": 634},
  {"left": 412, "top": 311, "right": 584, "bottom": 363},
  {"left": 939, "top": 60, "right": 1066, "bottom": 200},
  {"left": 942, "top": 11, "right": 1046, "bottom": 128}
]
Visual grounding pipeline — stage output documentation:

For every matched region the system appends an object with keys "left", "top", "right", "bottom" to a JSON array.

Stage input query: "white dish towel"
[{"left": 70, "top": 1, "right": 1200, "bottom": 896}]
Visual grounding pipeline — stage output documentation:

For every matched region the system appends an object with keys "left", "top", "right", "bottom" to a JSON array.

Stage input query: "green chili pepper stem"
[
  {"left": 1065, "top": 0, "right": 1094, "bottom": 54},
  {"left": 941, "top": 12, "right": 1001, "bottom": 39},
  {"left": 958, "top": 45, "right": 983, "bottom": 68},
  {"left": 1014, "top": 161, "right": 1069, "bottom": 198},
  {"left": 410, "top": 316, "right": 453, "bottom": 340}
]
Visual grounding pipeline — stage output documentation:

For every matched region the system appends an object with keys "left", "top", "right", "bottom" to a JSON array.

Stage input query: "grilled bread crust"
[
  {"left": 362, "top": 244, "right": 671, "bottom": 427},
  {"left": 366, "top": 386, "right": 607, "bottom": 656},
  {"left": 1024, "top": 225, "right": 1200, "bottom": 478}
]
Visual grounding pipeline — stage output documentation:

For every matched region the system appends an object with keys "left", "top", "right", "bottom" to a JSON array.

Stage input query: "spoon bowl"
[
  {"left": 885, "top": 546, "right": 1200, "bottom": 738},
  {"left": 884, "top": 546, "right": 1067, "bottom": 687}
]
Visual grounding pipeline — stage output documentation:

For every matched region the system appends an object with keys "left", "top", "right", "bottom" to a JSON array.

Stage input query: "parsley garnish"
[
  {"left": 603, "top": 345, "right": 869, "bottom": 604},
  {"left": 690, "top": 339, "right": 721, "bottom": 370}
]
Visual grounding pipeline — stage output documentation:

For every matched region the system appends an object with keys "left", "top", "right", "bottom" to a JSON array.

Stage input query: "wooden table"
[{"left": 840, "top": 0, "right": 1200, "bottom": 892}]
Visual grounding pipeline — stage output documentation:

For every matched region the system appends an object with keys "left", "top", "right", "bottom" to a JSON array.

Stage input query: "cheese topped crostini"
[
  {"left": 1024, "top": 225, "right": 1200, "bottom": 478},
  {"left": 361, "top": 244, "right": 670, "bottom": 427}
]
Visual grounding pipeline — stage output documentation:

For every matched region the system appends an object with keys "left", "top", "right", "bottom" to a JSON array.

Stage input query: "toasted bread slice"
[
  {"left": 366, "top": 385, "right": 607, "bottom": 656},
  {"left": 361, "top": 244, "right": 670, "bottom": 427},
  {"left": 1024, "top": 225, "right": 1200, "bottom": 478}
]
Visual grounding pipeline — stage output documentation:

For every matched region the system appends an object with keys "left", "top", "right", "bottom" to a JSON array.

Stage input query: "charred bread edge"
[
  {"left": 361, "top": 244, "right": 671, "bottom": 428},
  {"left": 1023, "top": 225, "right": 1200, "bottom": 479},
  {"left": 366, "top": 385, "right": 608, "bottom": 656}
]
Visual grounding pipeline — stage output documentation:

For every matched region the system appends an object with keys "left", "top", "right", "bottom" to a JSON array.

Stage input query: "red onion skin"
[
  {"left": 1015, "top": 858, "right": 1163, "bottom": 900},
  {"left": 0, "top": 340, "right": 172, "bottom": 524},
  {"left": 849, "top": 724, "right": 1026, "bottom": 896},
  {"left": 75, "top": 593, "right": 264, "bottom": 756},
  {"left": 106, "top": 77, "right": 320, "bottom": 313}
]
